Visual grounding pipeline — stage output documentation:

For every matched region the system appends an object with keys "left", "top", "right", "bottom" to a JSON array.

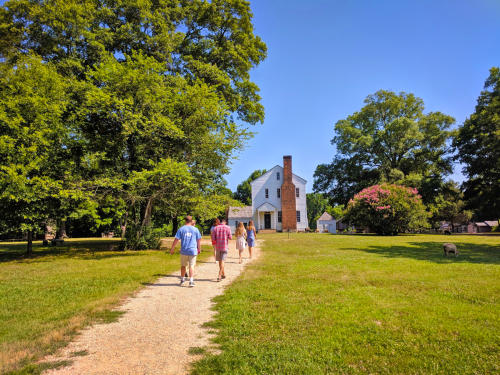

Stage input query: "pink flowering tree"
[{"left": 345, "top": 184, "right": 429, "bottom": 235}]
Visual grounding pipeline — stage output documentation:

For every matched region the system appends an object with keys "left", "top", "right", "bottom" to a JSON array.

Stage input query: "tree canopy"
[
  {"left": 233, "top": 169, "right": 267, "bottom": 205},
  {"left": 0, "top": 0, "right": 266, "bottom": 251},
  {"left": 453, "top": 67, "right": 500, "bottom": 220},
  {"left": 314, "top": 90, "right": 455, "bottom": 205}
]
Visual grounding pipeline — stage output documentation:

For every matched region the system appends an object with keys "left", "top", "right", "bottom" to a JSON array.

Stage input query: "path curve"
[{"left": 43, "top": 240, "right": 260, "bottom": 375}]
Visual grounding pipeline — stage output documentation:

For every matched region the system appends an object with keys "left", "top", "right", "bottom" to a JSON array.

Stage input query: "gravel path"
[{"left": 43, "top": 241, "right": 260, "bottom": 375}]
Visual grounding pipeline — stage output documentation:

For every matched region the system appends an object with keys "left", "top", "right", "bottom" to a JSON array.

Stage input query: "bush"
[
  {"left": 345, "top": 184, "right": 428, "bottom": 235},
  {"left": 125, "top": 225, "right": 164, "bottom": 250}
]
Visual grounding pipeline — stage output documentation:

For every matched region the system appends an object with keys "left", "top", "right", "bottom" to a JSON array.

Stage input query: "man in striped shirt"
[{"left": 211, "top": 218, "right": 232, "bottom": 281}]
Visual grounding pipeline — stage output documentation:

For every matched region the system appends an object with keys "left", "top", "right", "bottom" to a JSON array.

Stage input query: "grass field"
[
  {"left": 0, "top": 238, "right": 210, "bottom": 374},
  {"left": 192, "top": 234, "right": 500, "bottom": 374}
]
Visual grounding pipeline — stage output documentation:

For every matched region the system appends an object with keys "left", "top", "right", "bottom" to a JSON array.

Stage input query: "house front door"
[{"left": 264, "top": 213, "right": 271, "bottom": 229}]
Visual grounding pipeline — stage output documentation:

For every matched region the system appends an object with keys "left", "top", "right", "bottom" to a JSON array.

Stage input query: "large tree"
[
  {"left": 453, "top": 67, "right": 500, "bottom": 220},
  {"left": 0, "top": 55, "right": 84, "bottom": 254},
  {"left": 0, "top": 0, "right": 266, "bottom": 247},
  {"left": 314, "top": 90, "right": 455, "bottom": 205},
  {"left": 233, "top": 169, "right": 267, "bottom": 205},
  {"left": 429, "top": 181, "right": 472, "bottom": 231}
]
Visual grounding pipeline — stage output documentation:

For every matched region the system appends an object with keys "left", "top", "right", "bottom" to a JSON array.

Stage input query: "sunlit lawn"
[
  {"left": 193, "top": 233, "right": 500, "bottom": 374},
  {"left": 0, "top": 238, "right": 211, "bottom": 374}
]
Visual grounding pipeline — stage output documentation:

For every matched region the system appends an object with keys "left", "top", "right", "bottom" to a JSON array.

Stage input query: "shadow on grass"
[
  {"left": 354, "top": 241, "right": 500, "bottom": 264},
  {"left": 0, "top": 240, "right": 143, "bottom": 263}
]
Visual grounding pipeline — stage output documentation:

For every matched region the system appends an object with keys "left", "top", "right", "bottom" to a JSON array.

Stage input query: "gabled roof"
[
  {"left": 475, "top": 222, "right": 489, "bottom": 227},
  {"left": 228, "top": 206, "right": 253, "bottom": 219},
  {"left": 484, "top": 220, "right": 498, "bottom": 227},
  {"left": 250, "top": 165, "right": 307, "bottom": 185},
  {"left": 256, "top": 202, "right": 277, "bottom": 211},
  {"left": 317, "top": 212, "right": 334, "bottom": 221}
]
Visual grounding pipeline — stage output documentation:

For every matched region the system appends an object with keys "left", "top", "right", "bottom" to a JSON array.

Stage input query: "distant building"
[
  {"left": 440, "top": 220, "right": 498, "bottom": 233},
  {"left": 227, "top": 206, "right": 253, "bottom": 234},
  {"left": 317, "top": 212, "right": 336, "bottom": 233},
  {"left": 228, "top": 155, "right": 308, "bottom": 233}
]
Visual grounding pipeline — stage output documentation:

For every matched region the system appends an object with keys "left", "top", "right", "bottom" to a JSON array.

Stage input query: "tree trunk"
[
  {"left": 120, "top": 213, "right": 128, "bottom": 238},
  {"left": 57, "top": 219, "right": 67, "bottom": 239},
  {"left": 171, "top": 216, "right": 179, "bottom": 236},
  {"left": 26, "top": 230, "right": 33, "bottom": 257},
  {"left": 136, "top": 198, "right": 153, "bottom": 241}
]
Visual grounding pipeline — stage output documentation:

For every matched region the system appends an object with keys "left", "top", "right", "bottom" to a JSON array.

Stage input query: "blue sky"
[{"left": 225, "top": 0, "right": 500, "bottom": 192}]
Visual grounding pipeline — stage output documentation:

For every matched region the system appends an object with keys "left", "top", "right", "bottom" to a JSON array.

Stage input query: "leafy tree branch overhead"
[{"left": 0, "top": 0, "right": 267, "bottom": 251}]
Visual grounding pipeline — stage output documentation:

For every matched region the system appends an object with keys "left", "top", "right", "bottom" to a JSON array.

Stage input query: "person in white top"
[{"left": 235, "top": 222, "right": 247, "bottom": 264}]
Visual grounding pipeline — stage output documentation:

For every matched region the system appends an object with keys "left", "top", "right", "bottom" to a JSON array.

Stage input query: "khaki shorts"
[{"left": 180, "top": 254, "right": 197, "bottom": 268}]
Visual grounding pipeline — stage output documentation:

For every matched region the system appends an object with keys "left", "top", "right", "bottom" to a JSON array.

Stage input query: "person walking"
[
  {"left": 169, "top": 216, "right": 201, "bottom": 287},
  {"left": 235, "top": 222, "right": 247, "bottom": 264},
  {"left": 210, "top": 218, "right": 220, "bottom": 263},
  {"left": 211, "top": 218, "right": 232, "bottom": 282},
  {"left": 246, "top": 220, "right": 257, "bottom": 259}
]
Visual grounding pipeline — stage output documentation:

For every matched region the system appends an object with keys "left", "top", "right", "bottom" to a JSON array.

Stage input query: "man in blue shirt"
[{"left": 169, "top": 216, "right": 202, "bottom": 287}]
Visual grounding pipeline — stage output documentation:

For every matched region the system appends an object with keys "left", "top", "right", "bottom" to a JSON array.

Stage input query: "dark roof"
[
  {"left": 228, "top": 206, "right": 253, "bottom": 219},
  {"left": 317, "top": 212, "right": 334, "bottom": 221}
]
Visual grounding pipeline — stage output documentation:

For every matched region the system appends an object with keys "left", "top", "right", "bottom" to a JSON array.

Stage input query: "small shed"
[
  {"left": 227, "top": 206, "right": 253, "bottom": 234},
  {"left": 475, "top": 220, "right": 498, "bottom": 233},
  {"left": 317, "top": 212, "right": 336, "bottom": 234}
]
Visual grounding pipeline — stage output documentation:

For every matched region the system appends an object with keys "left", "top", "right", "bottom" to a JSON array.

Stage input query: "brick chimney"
[{"left": 281, "top": 155, "right": 297, "bottom": 231}]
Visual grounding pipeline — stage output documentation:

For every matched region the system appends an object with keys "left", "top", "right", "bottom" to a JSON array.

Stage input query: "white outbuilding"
[
  {"left": 227, "top": 206, "right": 253, "bottom": 234},
  {"left": 317, "top": 212, "right": 336, "bottom": 233}
]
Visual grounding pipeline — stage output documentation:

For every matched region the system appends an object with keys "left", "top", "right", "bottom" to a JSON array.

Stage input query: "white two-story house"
[{"left": 228, "top": 155, "right": 308, "bottom": 232}]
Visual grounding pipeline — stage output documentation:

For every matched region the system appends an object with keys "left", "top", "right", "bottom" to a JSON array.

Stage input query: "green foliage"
[
  {"left": 306, "top": 193, "right": 330, "bottom": 229},
  {"left": 428, "top": 181, "right": 472, "bottom": 230},
  {"left": 0, "top": 0, "right": 267, "bottom": 245},
  {"left": 453, "top": 67, "right": 500, "bottom": 220},
  {"left": 314, "top": 90, "right": 455, "bottom": 205},
  {"left": 306, "top": 193, "right": 343, "bottom": 229},
  {"left": 124, "top": 225, "right": 163, "bottom": 251},
  {"left": 233, "top": 169, "right": 267, "bottom": 205},
  {"left": 345, "top": 184, "right": 429, "bottom": 235},
  {"left": 0, "top": 55, "right": 91, "bottom": 251}
]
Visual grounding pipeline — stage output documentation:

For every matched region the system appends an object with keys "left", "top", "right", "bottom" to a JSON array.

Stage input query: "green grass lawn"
[
  {"left": 192, "top": 234, "right": 500, "bottom": 375},
  {"left": 0, "top": 238, "right": 211, "bottom": 374}
]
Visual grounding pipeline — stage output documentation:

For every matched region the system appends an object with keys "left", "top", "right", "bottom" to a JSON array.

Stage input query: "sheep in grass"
[{"left": 443, "top": 243, "right": 459, "bottom": 257}]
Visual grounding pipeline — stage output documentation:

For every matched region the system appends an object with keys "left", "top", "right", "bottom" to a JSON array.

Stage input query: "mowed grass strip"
[
  {"left": 192, "top": 234, "right": 500, "bottom": 374},
  {"left": 0, "top": 238, "right": 211, "bottom": 373}
]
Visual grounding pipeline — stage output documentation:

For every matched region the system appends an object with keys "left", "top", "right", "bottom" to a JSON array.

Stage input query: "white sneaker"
[
  {"left": 189, "top": 280, "right": 195, "bottom": 287},
  {"left": 180, "top": 277, "right": 185, "bottom": 286}
]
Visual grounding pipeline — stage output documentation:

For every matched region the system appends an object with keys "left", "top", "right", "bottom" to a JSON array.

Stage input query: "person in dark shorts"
[{"left": 211, "top": 218, "right": 232, "bottom": 282}]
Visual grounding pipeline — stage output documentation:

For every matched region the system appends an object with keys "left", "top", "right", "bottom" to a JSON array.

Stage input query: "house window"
[
  {"left": 277, "top": 188, "right": 281, "bottom": 198},
  {"left": 296, "top": 211, "right": 301, "bottom": 223},
  {"left": 277, "top": 172, "right": 280, "bottom": 180},
  {"left": 265, "top": 188, "right": 269, "bottom": 198},
  {"left": 296, "top": 188, "right": 300, "bottom": 198},
  {"left": 278, "top": 211, "right": 282, "bottom": 223}
]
